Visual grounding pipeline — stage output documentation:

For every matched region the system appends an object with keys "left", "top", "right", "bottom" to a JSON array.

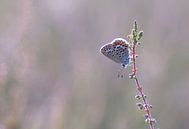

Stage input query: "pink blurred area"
[{"left": 0, "top": 0, "right": 189, "bottom": 129}]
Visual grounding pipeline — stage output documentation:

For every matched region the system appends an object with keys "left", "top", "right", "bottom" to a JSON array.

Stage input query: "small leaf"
[
  {"left": 129, "top": 73, "right": 136, "bottom": 79},
  {"left": 137, "top": 31, "right": 143, "bottom": 41}
]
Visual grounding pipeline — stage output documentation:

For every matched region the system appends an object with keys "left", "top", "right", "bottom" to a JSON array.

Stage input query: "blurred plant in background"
[{"left": 0, "top": 0, "right": 189, "bottom": 129}]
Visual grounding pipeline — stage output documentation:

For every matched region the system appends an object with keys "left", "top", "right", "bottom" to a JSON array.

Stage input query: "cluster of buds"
[
  {"left": 127, "top": 21, "right": 143, "bottom": 46},
  {"left": 136, "top": 102, "right": 152, "bottom": 110},
  {"left": 135, "top": 94, "right": 146, "bottom": 100},
  {"left": 144, "top": 114, "right": 157, "bottom": 124},
  {"left": 135, "top": 96, "right": 156, "bottom": 123}
]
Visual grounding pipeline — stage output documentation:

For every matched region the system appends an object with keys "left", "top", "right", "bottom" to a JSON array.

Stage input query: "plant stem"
[{"left": 132, "top": 43, "right": 154, "bottom": 129}]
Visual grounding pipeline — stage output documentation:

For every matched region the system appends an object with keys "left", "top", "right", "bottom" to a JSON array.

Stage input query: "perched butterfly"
[{"left": 100, "top": 38, "right": 131, "bottom": 77}]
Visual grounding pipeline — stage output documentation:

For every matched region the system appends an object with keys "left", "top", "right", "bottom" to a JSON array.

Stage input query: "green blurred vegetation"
[{"left": 0, "top": 0, "right": 189, "bottom": 129}]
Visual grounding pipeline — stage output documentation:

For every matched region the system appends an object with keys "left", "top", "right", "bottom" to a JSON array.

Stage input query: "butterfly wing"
[
  {"left": 112, "top": 44, "right": 130, "bottom": 66},
  {"left": 100, "top": 38, "right": 130, "bottom": 67},
  {"left": 100, "top": 43, "right": 121, "bottom": 63},
  {"left": 100, "top": 43, "right": 130, "bottom": 66}
]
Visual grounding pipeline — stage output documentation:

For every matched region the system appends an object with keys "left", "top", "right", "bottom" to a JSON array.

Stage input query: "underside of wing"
[
  {"left": 100, "top": 38, "right": 130, "bottom": 66},
  {"left": 100, "top": 43, "right": 121, "bottom": 63}
]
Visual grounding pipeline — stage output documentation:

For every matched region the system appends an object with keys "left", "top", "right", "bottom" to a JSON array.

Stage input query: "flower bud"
[
  {"left": 145, "top": 118, "right": 157, "bottom": 123},
  {"left": 150, "top": 118, "right": 157, "bottom": 123},
  {"left": 136, "top": 103, "right": 143, "bottom": 110},
  {"left": 137, "top": 42, "right": 141, "bottom": 45},
  {"left": 144, "top": 114, "right": 149, "bottom": 119},
  {"left": 145, "top": 118, "right": 150, "bottom": 123},
  {"left": 135, "top": 95, "right": 141, "bottom": 100},
  {"left": 142, "top": 94, "right": 147, "bottom": 98},
  {"left": 127, "top": 35, "right": 133, "bottom": 40}
]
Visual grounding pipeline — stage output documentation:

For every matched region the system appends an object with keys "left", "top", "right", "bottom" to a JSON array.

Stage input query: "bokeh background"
[{"left": 0, "top": 0, "right": 189, "bottom": 129}]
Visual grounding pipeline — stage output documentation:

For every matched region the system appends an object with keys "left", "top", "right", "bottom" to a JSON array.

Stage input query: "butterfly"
[{"left": 100, "top": 38, "right": 131, "bottom": 78}]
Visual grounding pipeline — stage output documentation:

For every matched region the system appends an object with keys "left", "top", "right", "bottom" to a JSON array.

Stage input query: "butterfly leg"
[
  {"left": 118, "top": 72, "right": 123, "bottom": 78},
  {"left": 117, "top": 64, "right": 126, "bottom": 78},
  {"left": 118, "top": 70, "right": 124, "bottom": 78}
]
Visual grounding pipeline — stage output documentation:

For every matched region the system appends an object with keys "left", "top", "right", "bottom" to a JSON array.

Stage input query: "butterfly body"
[{"left": 100, "top": 38, "right": 131, "bottom": 68}]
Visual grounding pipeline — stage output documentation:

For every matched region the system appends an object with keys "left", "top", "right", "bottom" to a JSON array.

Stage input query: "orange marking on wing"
[{"left": 112, "top": 40, "right": 128, "bottom": 47}]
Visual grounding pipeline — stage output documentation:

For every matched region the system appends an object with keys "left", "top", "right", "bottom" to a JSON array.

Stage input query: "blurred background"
[{"left": 0, "top": 0, "right": 189, "bottom": 129}]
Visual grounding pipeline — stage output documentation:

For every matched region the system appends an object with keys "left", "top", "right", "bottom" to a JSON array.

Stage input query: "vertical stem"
[{"left": 132, "top": 43, "right": 154, "bottom": 129}]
